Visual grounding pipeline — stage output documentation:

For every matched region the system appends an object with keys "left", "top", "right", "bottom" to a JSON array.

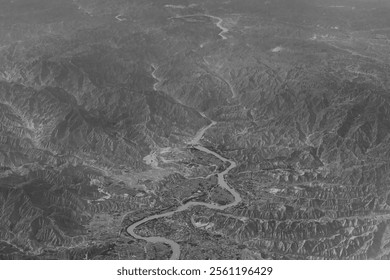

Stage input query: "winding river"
[
  {"left": 126, "top": 118, "right": 242, "bottom": 260},
  {"left": 171, "top": 14, "right": 229, "bottom": 40},
  {"left": 204, "top": 14, "right": 229, "bottom": 40}
]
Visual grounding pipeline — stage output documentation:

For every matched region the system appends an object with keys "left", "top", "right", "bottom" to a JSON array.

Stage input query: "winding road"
[{"left": 126, "top": 117, "right": 242, "bottom": 260}]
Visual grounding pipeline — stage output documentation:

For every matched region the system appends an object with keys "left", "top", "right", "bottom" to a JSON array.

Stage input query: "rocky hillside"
[{"left": 1, "top": 0, "right": 390, "bottom": 259}]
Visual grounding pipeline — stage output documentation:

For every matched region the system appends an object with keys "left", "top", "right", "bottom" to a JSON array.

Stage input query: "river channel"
[
  {"left": 126, "top": 118, "right": 242, "bottom": 260},
  {"left": 170, "top": 14, "right": 229, "bottom": 40}
]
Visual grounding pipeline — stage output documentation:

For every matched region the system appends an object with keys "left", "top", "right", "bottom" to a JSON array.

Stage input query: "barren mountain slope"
[{"left": 1, "top": 0, "right": 390, "bottom": 259}]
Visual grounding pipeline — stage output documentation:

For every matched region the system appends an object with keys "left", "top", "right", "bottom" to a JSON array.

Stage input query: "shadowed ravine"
[{"left": 126, "top": 118, "right": 242, "bottom": 260}]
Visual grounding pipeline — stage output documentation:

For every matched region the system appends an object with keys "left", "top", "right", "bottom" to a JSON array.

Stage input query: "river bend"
[{"left": 126, "top": 119, "right": 241, "bottom": 259}]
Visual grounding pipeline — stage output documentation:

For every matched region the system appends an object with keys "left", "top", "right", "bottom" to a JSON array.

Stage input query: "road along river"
[{"left": 126, "top": 118, "right": 242, "bottom": 260}]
